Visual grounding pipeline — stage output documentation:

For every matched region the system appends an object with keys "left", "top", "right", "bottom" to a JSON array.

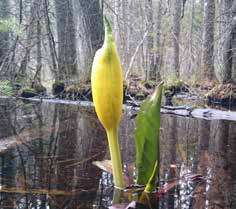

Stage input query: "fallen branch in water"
[
  {"left": 160, "top": 106, "right": 236, "bottom": 121},
  {"left": 1, "top": 96, "right": 235, "bottom": 121},
  {"left": 127, "top": 105, "right": 236, "bottom": 121}
]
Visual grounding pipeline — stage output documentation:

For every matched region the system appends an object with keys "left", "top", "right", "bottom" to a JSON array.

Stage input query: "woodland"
[
  {"left": 0, "top": 0, "right": 235, "bottom": 104},
  {"left": 0, "top": 1, "right": 236, "bottom": 209}
]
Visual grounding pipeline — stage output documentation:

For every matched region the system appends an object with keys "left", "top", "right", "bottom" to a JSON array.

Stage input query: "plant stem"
[{"left": 106, "top": 128, "right": 124, "bottom": 188}]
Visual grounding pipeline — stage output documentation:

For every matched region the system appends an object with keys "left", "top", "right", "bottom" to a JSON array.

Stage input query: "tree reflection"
[
  {"left": 0, "top": 99, "right": 17, "bottom": 208},
  {"left": 159, "top": 115, "right": 178, "bottom": 209},
  {"left": 0, "top": 99, "right": 235, "bottom": 209},
  {"left": 0, "top": 101, "right": 107, "bottom": 209},
  {"left": 51, "top": 105, "right": 107, "bottom": 208},
  {"left": 228, "top": 122, "right": 236, "bottom": 208},
  {"left": 191, "top": 120, "right": 235, "bottom": 209}
]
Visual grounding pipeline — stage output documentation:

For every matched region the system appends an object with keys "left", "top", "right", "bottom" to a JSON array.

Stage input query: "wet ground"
[{"left": 0, "top": 97, "right": 235, "bottom": 209}]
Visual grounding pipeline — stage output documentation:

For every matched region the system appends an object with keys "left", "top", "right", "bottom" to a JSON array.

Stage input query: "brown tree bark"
[
  {"left": 44, "top": 0, "right": 58, "bottom": 79},
  {"left": 18, "top": 0, "right": 42, "bottom": 79},
  {"left": 231, "top": 1, "right": 236, "bottom": 83},
  {"left": 218, "top": 0, "right": 236, "bottom": 84},
  {"left": 155, "top": 0, "right": 163, "bottom": 81},
  {"left": 172, "top": 0, "right": 182, "bottom": 78},
  {"left": 145, "top": 0, "right": 155, "bottom": 80},
  {"left": 54, "top": 0, "right": 78, "bottom": 81},
  {"left": 0, "top": 0, "right": 10, "bottom": 68},
  {"left": 73, "top": 0, "right": 103, "bottom": 77},
  {"left": 202, "top": 0, "right": 216, "bottom": 81}
]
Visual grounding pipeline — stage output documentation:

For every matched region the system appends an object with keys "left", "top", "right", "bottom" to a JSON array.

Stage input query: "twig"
[{"left": 125, "top": 30, "right": 149, "bottom": 80}]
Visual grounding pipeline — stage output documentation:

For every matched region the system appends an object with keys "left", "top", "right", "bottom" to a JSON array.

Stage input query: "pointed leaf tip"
[
  {"left": 104, "top": 16, "right": 114, "bottom": 43},
  {"left": 151, "top": 81, "right": 164, "bottom": 102},
  {"left": 135, "top": 81, "right": 163, "bottom": 185},
  {"left": 105, "top": 16, "right": 112, "bottom": 32}
]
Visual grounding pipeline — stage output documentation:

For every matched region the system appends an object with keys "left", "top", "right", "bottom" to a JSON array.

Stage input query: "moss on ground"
[
  {"left": 20, "top": 87, "right": 37, "bottom": 98},
  {"left": 163, "top": 79, "right": 188, "bottom": 92},
  {"left": 206, "top": 84, "right": 236, "bottom": 104},
  {"left": 0, "top": 80, "right": 14, "bottom": 96},
  {"left": 52, "top": 80, "right": 65, "bottom": 95},
  {"left": 163, "top": 79, "right": 189, "bottom": 99},
  {"left": 20, "top": 83, "right": 47, "bottom": 98}
]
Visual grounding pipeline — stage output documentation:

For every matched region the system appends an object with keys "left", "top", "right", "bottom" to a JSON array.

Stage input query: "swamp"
[
  {"left": 0, "top": 98, "right": 235, "bottom": 208},
  {"left": 0, "top": 0, "right": 236, "bottom": 208}
]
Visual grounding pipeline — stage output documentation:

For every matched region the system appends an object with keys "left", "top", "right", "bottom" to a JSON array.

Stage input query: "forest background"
[{"left": 0, "top": 0, "right": 235, "bottom": 101}]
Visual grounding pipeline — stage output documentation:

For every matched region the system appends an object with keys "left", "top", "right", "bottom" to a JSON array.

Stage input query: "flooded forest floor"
[
  {"left": 0, "top": 75, "right": 235, "bottom": 208},
  {"left": 0, "top": 97, "right": 235, "bottom": 208},
  {"left": 1, "top": 76, "right": 236, "bottom": 110}
]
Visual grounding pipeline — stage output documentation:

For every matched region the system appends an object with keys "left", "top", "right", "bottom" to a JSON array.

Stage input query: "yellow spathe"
[
  {"left": 91, "top": 17, "right": 124, "bottom": 188},
  {"left": 91, "top": 43, "right": 123, "bottom": 131}
]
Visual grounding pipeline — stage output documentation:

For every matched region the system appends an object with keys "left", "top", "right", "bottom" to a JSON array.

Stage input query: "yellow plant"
[{"left": 91, "top": 17, "right": 124, "bottom": 188}]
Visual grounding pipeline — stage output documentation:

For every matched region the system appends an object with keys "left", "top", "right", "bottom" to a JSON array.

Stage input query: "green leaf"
[
  {"left": 0, "top": 80, "right": 14, "bottom": 96},
  {"left": 135, "top": 81, "right": 163, "bottom": 185},
  {"left": 0, "top": 18, "right": 24, "bottom": 37},
  {"left": 144, "top": 161, "right": 158, "bottom": 192}
]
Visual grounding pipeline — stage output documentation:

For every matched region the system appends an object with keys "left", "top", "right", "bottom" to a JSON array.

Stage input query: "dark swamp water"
[{"left": 0, "top": 98, "right": 235, "bottom": 209}]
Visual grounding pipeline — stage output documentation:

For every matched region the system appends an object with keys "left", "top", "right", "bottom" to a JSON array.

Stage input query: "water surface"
[{"left": 0, "top": 98, "right": 235, "bottom": 209}]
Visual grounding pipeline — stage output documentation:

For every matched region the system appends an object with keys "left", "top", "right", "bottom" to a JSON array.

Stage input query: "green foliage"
[
  {"left": 163, "top": 79, "right": 185, "bottom": 90},
  {"left": 144, "top": 161, "right": 158, "bottom": 192},
  {"left": 135, "top": 81, "right": 163, "bottom": 185},
  {"left": 23, "top": 86, "right": 36, "bottom": 93},
  {"left": 0, "top": 80, "right": 14, "bottom": 96},
  {"left": 0, "top": 18, "right": 24, "bottom": 36},
  {"left": 53, "top": 80, "right": 64, "bottom": 87}
]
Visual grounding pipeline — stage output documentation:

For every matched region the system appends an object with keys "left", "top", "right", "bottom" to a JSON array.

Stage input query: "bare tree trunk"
[
  {"left": 36, "top": 19, "right": 42, "bottom": 83},
  {"left": 74, "top": 0, "right": 103, "bottom": 78},
  {"left": 218, "top": 0, "right": 232, "bottom": 83},
  {"left": 1, "top": 0, "right": 23, "bottom": 81},
  {"left": 172, "top": 0, "right": 182, "bottom": 78},
  {"left": 188, "top": 0, "right": 195, "bottom": 76},
  {"left": 155, "top": 0, "right": 163, "bottom": 81},
  {"left": 202, "top": 0, "right": 216, "bottom": 81},
  {"left": 114, "top": 0, "right": 120, "bottom": 42},
  {"left": 231, "top": 2, "right": 236, "bottom": 83},
  {"left": 145, "top": 0, "right": 155, "bottom": 80},
  {"left": 0, "top": 0, "right": 10, "bottom": 69},
  {"left": 127, "top": 0, "right": 133, "bottom": 61},
  {"left": 44, "top": 0, "right": 58, "bottom": 79},
  {"left": 218, "top": 0, "right": 236, "bottom": 84},
  {"left": 121, "top": 0, "right": 129, "bottom": 67},
  {"left": 55, "top": 0, "right": 78, "bottom": 81},
  {"left": 18, "top": 0, "right": 41, "bottom": 79}
]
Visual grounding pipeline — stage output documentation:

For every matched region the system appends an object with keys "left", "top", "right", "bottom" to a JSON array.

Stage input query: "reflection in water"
[
  {"left": 0, "top": 99, "right": 235, "bottom": 209},
  {"left": 159, "top": 116, "right": 178, "bottom": 209},
  {"left": 0, "top": 100, "right": 107, "bottom": 208},
  {"left": 228, "top": 122, "right": 236, "bottom": 208},
  {"left": 191, "top": 119, "right": 211, "bottom": 209},
  {"left": 0, "top": 99, "right": 17, "bottom": 208}
]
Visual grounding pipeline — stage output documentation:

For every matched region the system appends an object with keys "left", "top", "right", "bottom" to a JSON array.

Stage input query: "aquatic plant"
[
  {"left": 135, "top": 81, "right": 163, "bottom": 189},
  {"left": 0, "top": 80, "right": 14, "bottom": 96},
  {"left": 91, "top": 16, "right": 164, "bottom": 192},
  {"left": 91, "top": 17, "right": 124, "bottom": 188}
]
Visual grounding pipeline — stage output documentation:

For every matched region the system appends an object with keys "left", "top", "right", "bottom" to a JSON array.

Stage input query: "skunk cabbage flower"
[{"left": 91, "top": 17, "right": 124, "bottom": 188}]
